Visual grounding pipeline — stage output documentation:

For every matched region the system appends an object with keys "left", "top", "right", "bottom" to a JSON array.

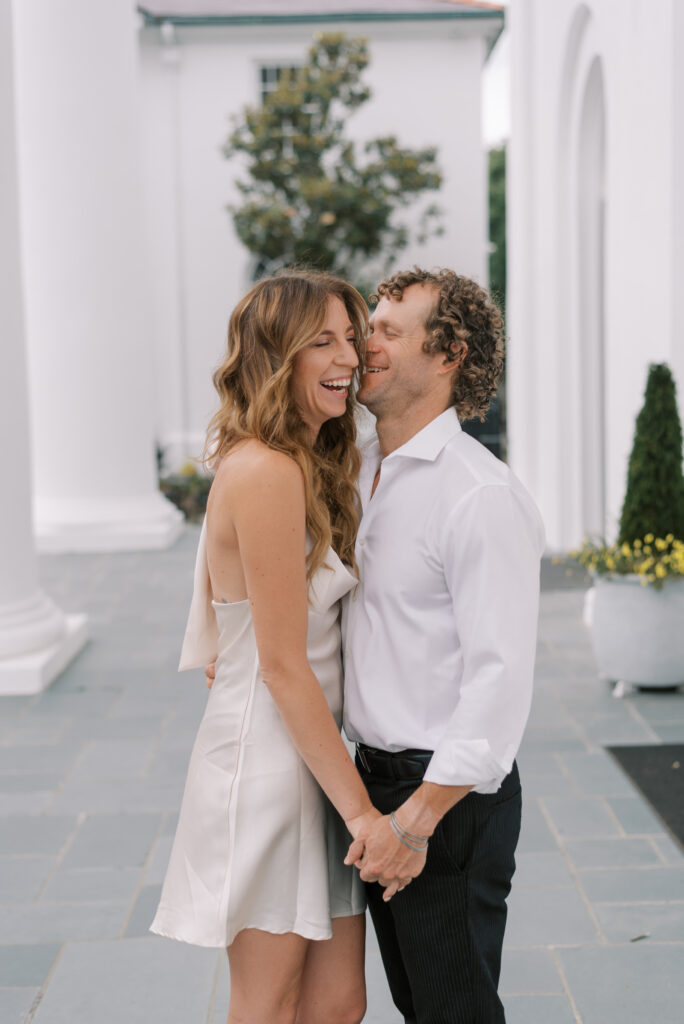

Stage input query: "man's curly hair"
[{"left": 372, "top": 267, "right": 504, "bottom": 421}]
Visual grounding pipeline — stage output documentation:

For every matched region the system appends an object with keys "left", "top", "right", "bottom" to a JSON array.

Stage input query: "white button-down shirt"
[{"left": 343, "top": 408, "right": 545, "bottom": 794}]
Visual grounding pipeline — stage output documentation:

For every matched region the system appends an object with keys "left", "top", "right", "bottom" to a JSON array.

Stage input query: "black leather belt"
[{"left": 356, "top": 743, "right": 433, "bottom": 782}]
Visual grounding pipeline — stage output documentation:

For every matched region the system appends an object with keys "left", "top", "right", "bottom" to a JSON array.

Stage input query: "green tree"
[
  {"left": 224, "top": 33, "right": 443, "bottom": 289},
  {"left": 488, "top": 145, "right": 506, "bottom": 318},
  {"left": 618, "top": 363, "right": 684, "bottom": 544}
]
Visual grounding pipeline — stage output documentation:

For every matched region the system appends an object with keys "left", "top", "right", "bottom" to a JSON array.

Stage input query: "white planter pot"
[{"left": 590, "top": 575, "right": 684, "bottom": 688}]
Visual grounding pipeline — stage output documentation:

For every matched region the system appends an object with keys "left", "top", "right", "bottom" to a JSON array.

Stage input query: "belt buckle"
[{"left": 357, "top": 744, "right": 371, "bottom": 773}]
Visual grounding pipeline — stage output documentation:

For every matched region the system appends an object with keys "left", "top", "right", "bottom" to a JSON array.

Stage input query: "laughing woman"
[{"left": 150, "top": 270, "right": 394, "bottom": 1024}]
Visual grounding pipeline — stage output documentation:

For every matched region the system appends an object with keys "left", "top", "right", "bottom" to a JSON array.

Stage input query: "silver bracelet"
[{"left": 389, "top": 811, "right": 429, "bottom": 852}]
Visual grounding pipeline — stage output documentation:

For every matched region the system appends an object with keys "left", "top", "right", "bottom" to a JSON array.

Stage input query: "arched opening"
[{"left": 577, "top": 56, "right": 606, "bottom": 537}]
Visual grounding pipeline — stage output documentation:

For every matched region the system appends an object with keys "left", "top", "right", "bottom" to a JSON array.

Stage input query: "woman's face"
[{"left": 291, "top": 295, "right": 359, "bottom": 437}]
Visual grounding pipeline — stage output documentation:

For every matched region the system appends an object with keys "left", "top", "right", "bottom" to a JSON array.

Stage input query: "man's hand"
[
  {"left": 205, "top": 661, "right": 216, "bottom": 690},
  {"left": 345, "top": 812, "right": 427, "bottom": 901}
]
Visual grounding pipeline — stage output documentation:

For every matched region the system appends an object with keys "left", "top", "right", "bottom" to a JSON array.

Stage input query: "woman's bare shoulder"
[{"left": 212, "top": 440, "right": 304, "bottom": 504}]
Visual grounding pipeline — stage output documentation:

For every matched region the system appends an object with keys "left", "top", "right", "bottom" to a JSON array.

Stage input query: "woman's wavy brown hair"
[
  {"left": 372, "top": 267, "right": 504, "bottom": 420},
  {"left": 204, "top": 269, "right": 368, "bottom": 578}
]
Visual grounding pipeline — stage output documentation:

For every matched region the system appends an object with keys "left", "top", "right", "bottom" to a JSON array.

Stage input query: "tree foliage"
[
  {"left": 618, "top": 363, "right": 684, "bottom": 544},
  {"left": 488, "top": 145, "right": 506, "bottom": 318},
  {"left": 224, "top": 33, "right": 443, "bottom": 287}
]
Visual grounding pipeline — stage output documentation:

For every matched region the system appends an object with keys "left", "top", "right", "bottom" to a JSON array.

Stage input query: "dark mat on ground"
[{"left": 608, "top": 744, "right": 684, "bottom": 849}]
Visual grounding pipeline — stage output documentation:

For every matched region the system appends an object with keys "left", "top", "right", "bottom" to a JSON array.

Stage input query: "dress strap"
[{"left": 178, "top": 517, "right": 218, "bottom": 671}]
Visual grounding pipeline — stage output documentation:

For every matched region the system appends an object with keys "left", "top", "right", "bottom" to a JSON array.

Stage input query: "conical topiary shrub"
[{"left": 618, "top": 363, "right": 684, "bottom": 544}]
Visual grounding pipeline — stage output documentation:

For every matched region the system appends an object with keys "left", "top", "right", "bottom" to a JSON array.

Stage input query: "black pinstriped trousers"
[{"left": 358, "top": 760, "right": 521, "bottom": 1024}]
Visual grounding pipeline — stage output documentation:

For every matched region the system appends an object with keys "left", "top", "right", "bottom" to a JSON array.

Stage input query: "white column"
[
  {"left": 12, "top": 0, "right": 183, "bottom": 552},
  {"left": 506, "top": 0, "right": 540, "bottom": 496},
  {"left": 0, "top": 0, "right": 87, "bottom": 695}
]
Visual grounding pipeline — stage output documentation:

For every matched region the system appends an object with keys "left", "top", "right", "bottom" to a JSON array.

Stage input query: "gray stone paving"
[{"left": 1, "top": 525, "right": 683, "bottom": 1023}]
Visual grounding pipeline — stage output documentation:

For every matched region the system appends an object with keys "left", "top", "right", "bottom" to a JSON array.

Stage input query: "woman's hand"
[
  {"left": 345, "top": 809, "right": 425, "bottom": 901},
  {"left": 205, "top": 661, "right": 216, "bottom": 690},
  {"left": 345, "top": 805, "right": 381, "bottom": 844},
  {"left": 346, "top": 813, "right": 427, "bottom": 900}
]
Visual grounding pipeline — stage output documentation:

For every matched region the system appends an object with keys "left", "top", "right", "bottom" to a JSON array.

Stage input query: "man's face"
[{"left": 357, "top": 283, "right": 444, "bottom": 418}]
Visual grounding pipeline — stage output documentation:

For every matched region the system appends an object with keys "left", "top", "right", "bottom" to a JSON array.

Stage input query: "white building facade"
[
  {"left": 0, "top": 0, "right": 500, "bottom": 691},
  {"left": 507, "top": 0, "right": 684, "bottom": 550},
  {"left": 137, "top": 0, "right": 504, "bottom": 467}
]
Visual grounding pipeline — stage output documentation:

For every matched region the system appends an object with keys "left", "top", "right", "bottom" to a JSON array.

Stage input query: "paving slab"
[
  {"left": 0, "top": 857, "right": 53, "bottom": 904},
  {"left": 515, "top": 799, "right": 559, "bottom": 854},
  {"left": 505, "top": 885, "right": 599, "bottom": 946},
  {"left": 0, "top": 816, "right": 76, "bottom": 857},
  {"left": 39, "top": 866, "right": 143, "bottom": 904},
  {"left": 629, "top": 695, "right": 684, "bottom": 723},
  {"left": 60, "top": 813, "right": 161, "bottom": 869},
  {"left": 503, "top": 993, "right": 577, "bottom": 1023},
  {"left": 592, "top": 902, "right": 684, "bottom": 942},
  {"left": 0, "top": 743, "right": 89, "bottom": 774},
  {"left": 606, "top": 795, "right": 669, "bottom": 835},
  {"left": 558, "top": 944, "right": 684, "bottom": 1024},
  {"left": 652, "top": 832, "right": 684, "bottom": 865},
  {"left": 499, "top": 948, "right": 564, "bottom": 994},
  {"left": 0, "top": 986, "right": 40, "bottom": 1023},
  {"left": 0, "top": 901, "right": 130, "bottom": 944},
  {"left": 522, "top": 771, "right": 580, "bottom": 799},
  {"left": 30, "top": 937, "right": 219, "bottom": 1024},
  {"left": 651, "top": 723, "right": 684, "bottom": 742},
  {"left": 0, "top": 774, "right": 60, "bottom": 794},
  {"left": 0, "top": 945, "right": 61, "bottom": 987},
  {"left": 513, "top": 851, "right": 575, "bottom": 890},
  {"left": 124, "top": 884, "right": 163, "bottom": 938},
  {"left": 563, "top": 836, "right": 663, "bottom": 869},
  {"left": 0, "top": 793, "right": 53, "bottom": 814},
  {"left": 49, "top": 776, "right": 184, "bottom": 814},
  {"left": 542, "top": 796, "right": 622, "bottom": 838},
  {"left": 142, "top": 835, "right": 175, "bottom": 885},
  {"left": 578, "top": 865, "right": 684, "bottom": 903},
  {"left": 558, "top": 750, "right": 638, "bottom": 797}
]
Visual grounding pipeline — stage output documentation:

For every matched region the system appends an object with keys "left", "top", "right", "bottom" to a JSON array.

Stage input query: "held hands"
[{"left": 344, "top": 810, "right": 428, "bottom": 901}]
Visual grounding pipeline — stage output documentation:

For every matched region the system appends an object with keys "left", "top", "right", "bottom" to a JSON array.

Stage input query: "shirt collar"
[{"left": 385, "top": 408, "right": 461, "bottom": 463}]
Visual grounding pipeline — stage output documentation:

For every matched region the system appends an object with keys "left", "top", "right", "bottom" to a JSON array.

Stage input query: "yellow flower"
[
  {"left": 605, "top": 556, "right": 616, "bottom": 570},
  {"left": 645, "top": 533, "right": 654, "bottom": 543},
  {"left": 655, "top": 563, "right": 667, "bottom": 578},
  {"left": 655, "top": 538, "right": 667, "bottom": 551},
  {"left": 621, "top": 543, "right": 631, "bottom": 557},
  {"left": 634, "top": 539, "right": 642, "bottom": 548},
  {"left": 666, "top": 534, "right": 675, "bottom": 543}
]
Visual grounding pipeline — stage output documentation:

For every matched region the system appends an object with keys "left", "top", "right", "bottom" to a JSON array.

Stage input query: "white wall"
[
  {"left": 508, "top": 0, "right": 683, "bottom": 550},
  {"left": 139, "top": 18, "right": 493, "bottom": 468}
]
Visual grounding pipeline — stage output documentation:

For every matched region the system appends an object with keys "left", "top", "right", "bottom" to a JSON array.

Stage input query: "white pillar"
[
  {"left": 12, "top": 0, "right": 183, "bottom": 552},
  {"left": 0, "top": 0, "right": 87, "bottom": 695}
]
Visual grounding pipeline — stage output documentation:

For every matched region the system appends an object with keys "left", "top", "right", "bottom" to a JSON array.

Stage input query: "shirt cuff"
[{"left": 424, "top": 738, "right": 509, "bottom": 794}]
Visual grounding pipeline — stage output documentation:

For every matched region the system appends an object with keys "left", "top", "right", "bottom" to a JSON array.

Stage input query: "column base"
[
  {"left": 35, "top": 493, "right": 184, "bottom": 553},
  {"left": 0, "top": 613, "right": 88, "bottom": 696}
]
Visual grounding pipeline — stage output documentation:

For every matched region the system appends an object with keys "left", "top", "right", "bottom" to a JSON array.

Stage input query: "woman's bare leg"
[
  {"left": 295, "top": 914, "right": 366, "bottom": 1024},
  {"left": 227, "top": 928, "right": 309, "bottom": 1024}
]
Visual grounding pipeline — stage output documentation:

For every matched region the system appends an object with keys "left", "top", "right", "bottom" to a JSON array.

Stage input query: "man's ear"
[{"left": 437, "top": 343, "right": 467, "bottom": 376}]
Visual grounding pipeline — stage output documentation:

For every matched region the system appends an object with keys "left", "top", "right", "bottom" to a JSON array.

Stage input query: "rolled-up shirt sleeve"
[{"left": 424, "top": 483, "right": 544, "bottom": 793}]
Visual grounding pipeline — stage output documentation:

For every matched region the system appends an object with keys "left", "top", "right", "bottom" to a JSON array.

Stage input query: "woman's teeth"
[{"left": 321, "top": 378, "right": 351, "bottom": 392}]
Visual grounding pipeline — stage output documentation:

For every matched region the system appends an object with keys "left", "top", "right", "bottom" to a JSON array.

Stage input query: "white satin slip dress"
[{"left": 150, "top": 519, "right": 365, "bottom": 948}]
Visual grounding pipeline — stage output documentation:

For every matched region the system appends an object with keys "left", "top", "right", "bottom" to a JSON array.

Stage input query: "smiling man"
[{"left": 344, "top": 267, "right": 545, "bottom": 1024}]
